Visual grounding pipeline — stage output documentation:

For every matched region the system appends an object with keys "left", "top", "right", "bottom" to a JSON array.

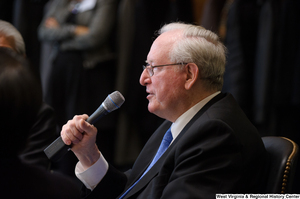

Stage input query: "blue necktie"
[{"left": 119, "top": 128, "right": 173, "bottom": 199}]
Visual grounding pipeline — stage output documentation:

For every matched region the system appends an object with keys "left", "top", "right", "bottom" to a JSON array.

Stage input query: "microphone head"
[{"left": 103, "top": 91, "right": 125, "bottom": 112}]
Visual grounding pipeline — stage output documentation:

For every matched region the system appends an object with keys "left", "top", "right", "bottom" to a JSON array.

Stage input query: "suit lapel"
[{"left": 124, "top": 93, "right": 226, "bottom": 198}]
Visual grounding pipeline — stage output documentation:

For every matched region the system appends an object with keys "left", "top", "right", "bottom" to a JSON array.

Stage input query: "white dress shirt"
[
  {"left": 72, "top": 0, "right": 96, "bottom": 13},
  {"left": 77, "top": 0, "right": 96, "bottom": 12},
  {"left": 75, "top": 91, "right": 221, "bottom": 190}
]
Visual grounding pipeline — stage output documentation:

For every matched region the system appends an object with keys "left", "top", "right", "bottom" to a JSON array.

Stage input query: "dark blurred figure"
[
  {"left": 0, "top": 0, "right": 14, "bottom": 24},
  {"left": 223, "top": 0, "right": 300, "bottom": 193},
  {"left": 0, "top": 0, "right": 50, "bottom": 82},
  {"left": 200, "top": 0, "right": 227, "bottom": 34},
  {"left": 200, "top": 0, "right": 300, "bottom": 193},
  {"left": 0, "top": 19, "right": 57, "bottom": 170},
  {"left": 38, "top": 0, "right": 119, "bottom": 177},
  {"left": 0, "top": 47, "right": 80, "bottom": 199}
]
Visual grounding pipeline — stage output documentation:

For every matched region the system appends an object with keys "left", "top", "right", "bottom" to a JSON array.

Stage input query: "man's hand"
[
  {"left": 61, "top": 114, "right": 101, "bottom": 169},
  {"left": 74, "top": 26, "right": 89, "bottom": 36},
  {"left": 45, "top": 17, "right": 59, "bottom": 29},
  {"left": 44, "top": 17, "right": 89, "bottom": 36}
]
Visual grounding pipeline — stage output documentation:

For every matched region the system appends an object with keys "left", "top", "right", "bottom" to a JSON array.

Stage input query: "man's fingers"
[
  {"left": 64, "top": 126, "right": 82, "bottom": 145},
  {"left": 61, "top": 114, "right": 95, "bottom": 145},
  {"left": 61, "top": 126, "right": 72, "bottom": 146},
  {"left": 61, "top": 116, "right": 85, "bottom": 145},
  {"left": 77, "top": 118, "right": 97, "bottom": 136},
  {"left": 61, "top": 121, "right": 78, "bottom": 145}
]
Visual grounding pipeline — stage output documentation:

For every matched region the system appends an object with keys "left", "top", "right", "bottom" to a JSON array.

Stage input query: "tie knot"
[{"left": 163, "top": 128, "right": 173, "bottom": 146}]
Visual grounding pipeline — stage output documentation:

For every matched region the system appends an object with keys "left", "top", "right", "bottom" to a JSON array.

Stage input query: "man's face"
[{"left": 139, "top": 30, "right": 187, "bottom": 121}]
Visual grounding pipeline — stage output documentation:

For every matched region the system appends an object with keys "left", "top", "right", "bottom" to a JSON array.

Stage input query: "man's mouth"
[{"left": 146, "top": 91, "right": 154, "bottom": 100}]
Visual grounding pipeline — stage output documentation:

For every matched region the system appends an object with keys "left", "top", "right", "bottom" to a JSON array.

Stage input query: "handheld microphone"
[{"left": 44, "top": 91, "right": 125, "bottom": 161}]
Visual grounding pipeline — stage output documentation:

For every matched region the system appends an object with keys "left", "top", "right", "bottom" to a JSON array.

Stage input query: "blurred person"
[
  {"left": 61, "top": 22, "right": 267, "bottom": 198},
  {"left": 0, "top": 0, "right": 49, "bottom": 71},
  {"left": 38, "top": 0, "right": 119, "bottom": 172},
  {"left": 0, "top": 47, "right": 80, "bottom": 199},
  {"left": 220, "top": 0, "right": 300, "bottom": 192},
  {"left": 0, "top": 19, "right": 26, "bottom": 55},
  {"left": 0, "top": 19, "right": 57, "bottom": 170}
]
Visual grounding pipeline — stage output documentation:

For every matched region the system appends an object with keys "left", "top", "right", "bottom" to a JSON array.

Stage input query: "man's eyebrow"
[
  {"left": 145, "top": 60, "right": 151, "bottom": 65},
  {"left": 145, "top": 60, "right": 154, "bottom": 64}
]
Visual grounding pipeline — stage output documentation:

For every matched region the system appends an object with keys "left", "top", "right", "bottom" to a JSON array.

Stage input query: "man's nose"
[{"left": 139, "top": 68, "right": 151, "bottom": 86}]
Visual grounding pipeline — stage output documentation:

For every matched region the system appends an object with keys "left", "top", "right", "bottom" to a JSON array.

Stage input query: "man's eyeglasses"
[{"left": 142, "top": 63, "right": 187, "bottom": 77}]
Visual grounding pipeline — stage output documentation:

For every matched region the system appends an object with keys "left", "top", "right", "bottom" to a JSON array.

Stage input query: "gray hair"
[
  {"left": 0, "top": 20, "right": 26, "bottom": 56},
  {"left": 158, "top": 22, "right": 226, "bottom": 91}
]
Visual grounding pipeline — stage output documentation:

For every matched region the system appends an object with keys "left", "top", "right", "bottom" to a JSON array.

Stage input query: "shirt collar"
[
  {"left": 170, "top": 91, "right": 221, "bottom": 143},
  {"left": 75, "top": 0, "right": 97, "bottom": 13}
]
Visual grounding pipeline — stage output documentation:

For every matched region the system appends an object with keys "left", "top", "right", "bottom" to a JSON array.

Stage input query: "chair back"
[{"left": 262, "top": 136, "right": 299, "bottom": 193}]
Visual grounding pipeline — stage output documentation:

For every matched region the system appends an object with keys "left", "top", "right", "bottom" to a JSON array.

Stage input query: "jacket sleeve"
[
  {"left": 60, "top": 0, "right": 118, "bottom": 51},
  {"left": 19, "top": 102, "right": 57, "bottom": 170},
  {"left": 38, "top": 0, "right": 76, "bottom": 42},
  {"left": 82, "top": 164, "right": 128, "bottom": 199}
]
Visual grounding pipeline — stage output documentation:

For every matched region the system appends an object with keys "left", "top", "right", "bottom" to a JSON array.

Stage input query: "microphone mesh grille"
[{"left": 103, "top": 91, "right": 125, "bottom": 112}]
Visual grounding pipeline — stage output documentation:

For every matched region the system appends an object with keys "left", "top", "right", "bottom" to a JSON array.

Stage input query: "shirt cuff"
[{"left": 75, "top": 154, "right": 109, "bottom": 190}]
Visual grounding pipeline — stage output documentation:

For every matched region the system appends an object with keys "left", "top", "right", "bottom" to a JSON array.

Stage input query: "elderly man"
[{"left": 61, "top": 22, "right": 267, "bottom": 198}]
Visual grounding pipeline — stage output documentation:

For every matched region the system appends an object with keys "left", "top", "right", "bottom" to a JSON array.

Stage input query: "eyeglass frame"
[{"left": 142, "top": 63, "right": 188, "bottom": 77}]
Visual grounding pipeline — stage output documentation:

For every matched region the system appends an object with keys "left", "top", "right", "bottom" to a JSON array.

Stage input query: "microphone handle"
[
  {"left": 44, "top": 105, "right": 108, "bottom": 161},
  {"left": 86, "top": 104, "right": 108, "bottom": 124},
  {"left": 44, "top": 137, "right": 70, "bottom": 162}
]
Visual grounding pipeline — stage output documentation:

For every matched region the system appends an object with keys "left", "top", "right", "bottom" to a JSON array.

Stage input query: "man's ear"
[{"left": 184, "top": 63, "right": 199, "bottom": 90}]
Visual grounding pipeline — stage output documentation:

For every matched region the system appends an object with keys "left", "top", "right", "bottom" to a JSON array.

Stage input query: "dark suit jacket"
[
  {"left": 1, "top": 157, "right": 80, "bottom": 199},
  {"left": 83, "top": 93, "right": 267, "bottom": 199},
  {"left": 19, "top": 102, "right": 57, "bottom": 169}
]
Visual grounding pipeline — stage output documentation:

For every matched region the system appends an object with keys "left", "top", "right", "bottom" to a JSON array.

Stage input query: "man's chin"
[
  {"left": 147, "top": 103, "right": 156, "bottom": 114},
  {"left": 147, "top": 104, "right": 154, "bottom": 113},
  {"left": 148, "top": 104, "right": 163, "bottom": 119}
]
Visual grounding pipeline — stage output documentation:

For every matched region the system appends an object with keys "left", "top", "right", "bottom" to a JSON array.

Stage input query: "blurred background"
[{"left": 1, "top": 0, "right": 299, "bottom": 193}]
